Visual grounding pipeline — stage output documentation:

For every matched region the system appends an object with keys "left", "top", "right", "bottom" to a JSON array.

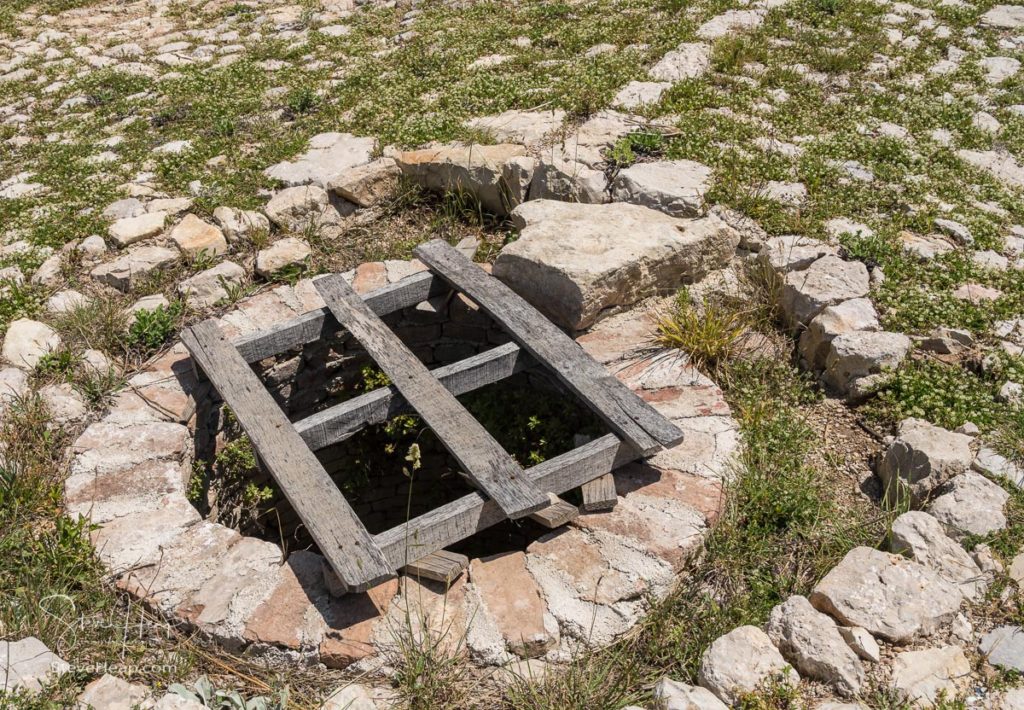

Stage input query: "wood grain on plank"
[
  {"left": 412, "top": 239, "right": 684, "bottom": 456},
  {"left": 375, "top": 433, "right": 635, "bottom": 569},
  {"left": 528, "top": 494, "right": 579, "bottom": 528},
  {"left": 294, "top": 341, "right": 534, "bottom": 452},
  {"left": 580, "top": 473, "right": 618, "bottom": 512},
  {"left": 234, "top": 271, "right": 447, "bottom": 363},
  {"left": 402, "top": 550, "right": 469, "bottom": 584},
  {"left": 181, "top": 319, "right": 394, "bottom": 593},
  {"left": 314, "top": 274, "right": 549, "bottom": 519}
]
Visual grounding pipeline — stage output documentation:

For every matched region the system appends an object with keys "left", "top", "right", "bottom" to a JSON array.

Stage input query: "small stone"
[
  {"left": 933, "top": 471, "right": 1011, "bottom": 536},
  {"left": 958, "top": 149, "right": 1024, "bottom": 190},
  {"left": 766, "top": 595, "right": 864, "bottom": 696},
  {"left": 698, "top": 625, "right": 799, "bottom": 705},
  {"left": 899, "top": 230, "right": 956, "bottom": 260},
  {"left": 950, "top": 613, "right": 973, "bottom": 644},
  {"left": 824, "top": 218, "right": 874, "bottom": 240},
  {"left": 877, "top": 418, "right": 973, "bottom": 506},
  {"left": 321, "top": 684, "right": 378, "bottom": 710},
  {"left": 955, "top": 422, "right": 980, "bottom": 436},
  {"left": 837, "top": 627, "right": 880, "bottom": 663},
  {"left": 974, "top": 250, "right": 1010, "bottom": 271},
  {"left": 982, "top": 56, "right": 1021, "bottom": 84},
  {"left": 264, "top": 185, "right": 343, "bottom": 231},
  {"left": 178, "top": 261, "right": 246, "bottom": 308},
  {"left": 798, "top": 298, "right": 880, "bottom": 371},
  {"left": 91, "top": 246, "right": 179, "bottom": 292},
  {"left": 980, "top": 626, "right": 1024, "bottom": 672},
  {"left": 780, "top": 256, "right": 870, "bottom": 327},
  {"left": 613, "top": 80, "right": 671, "bottom": 109},
  {"left": 810, "top": 546, "right": 963, "bottom": 643},
  {"left": 81, "top": 349, "right": 114, "bottom": 376},
  {"left": 891, "top": 646, "right": 970, "bottom": 705},
  {"left": 108, "top": 211, "right": 168, "bottom": 247},
  {"left": 981, "top": 5, "right": 1024, "bottom": 29},
  {"left": 212, "top": 206, "right": 270, "bottom": 243},
  {"left": 168, "top": 214, "right": 228, "bottom": 257},
  {"left": 31, "top": 252, "right": 64, "bottom": 287},
  {"left": 610, "top": 160, "right": 713, "bottom": 217},
  {"left": 649, "top": 42, "right": 712, "bottom": 81},
  {"left": 698, "top": 9, "right": 767, "bottom": 40},
  {"left": 80, "top": 235, "right": 107, "bottom": 257},
  {"left": 823, "top": 331, "right": 912, "bottom": 395},
  {"left": 327, "top": 157, "right": 401, "bottom": 207},
  {"left": 973, "top": 111, "right": 1002, "bottom": 134},
  {"left": 1011, "top": 554, "right": 1024, "bottom": 586},
  {"left": 759, "top": 235, "right": 839, "bottom": 273},
  {"left": 45, "top": 289, "right": 90, "bottom": 315},
  {"left": 0, "top": 637, "right": 69, "bottom": 695},
  {"left": 76, "top": 673, "right": 153, "bottom": 709},
  {"left": 973, "top": 446, "right": 1024, "bottom": 488},
  {"left": 653, "top": 678, "right": 728, "bottom": 710},
  {"left": 889, "top": 511, "right": 986, "bottom": 600},
  {"left": 2, "top": 318, "right": 61, "bottom": 370},
  {"left": 256, "top": 237, "right": 311, "bottom": 278},
  {"left": 102, "top": 197, "right": 146, "bottom": 220},
  {"left": 464, "top": 109, "right": 566, "bottom": 146},
  {"left": 933, "top": 218, "right": 972, "bottom": 245},
  {"left": 763, "top": 181, "right": 808, "bottom": 206}
]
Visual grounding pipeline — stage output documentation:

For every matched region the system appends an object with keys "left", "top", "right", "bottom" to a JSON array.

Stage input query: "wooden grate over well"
[{"left": 182, "top": 239, "right": 684, "bottom": 594}]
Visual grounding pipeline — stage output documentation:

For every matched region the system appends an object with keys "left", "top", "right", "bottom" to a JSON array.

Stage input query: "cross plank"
[
  {"left": 580, "top": 473, "right": 618, "bottom": 512},
  {"left": 374, "top": 433, "right": 633, "bottom": 569},
  {"left": 402, "top": 550, "right": 468, "bottom": 584},
  {"left": 181, "top": 319, "right": 394, "bottom": 593},
  {"left": 528, "top": 494, "right": 579, "bottom": 528},
  {"left": 412, "top": 239, "right": 684, "bottom": 456},
  {"left": 294, "top": 341, "right": 534, "bottom": 452},
  {"left": 314, "top": 274, "right": 550, "bottom": 519}
]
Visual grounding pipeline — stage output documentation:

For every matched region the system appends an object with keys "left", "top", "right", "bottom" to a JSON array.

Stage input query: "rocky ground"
[{"left": 3, "top": 0, "right": 1024, "bottom": 707}]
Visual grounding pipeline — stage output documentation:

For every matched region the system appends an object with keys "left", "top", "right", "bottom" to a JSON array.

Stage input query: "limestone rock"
[
  {"left": 798, "top": 298, "right": 879, "bottom": 371},
  {"left": 891, "top": 646, "right": 970, "bottom": 705},
  {"left": 613, "top": 81, "right": 671, "bottom": 109},
  {"left": 899, "top": 231, "right": 955, "bottom": 260},
  {"left": 496, "top": 200, "right": 740, "bottom": 330},
  {"left": 0, "top": 637, "right": 69, "bottom": 695},
  {"left": 91, "top": 246, "right": 179, "bottom": 292},
  {"left": 877, "top": 419, "right": 973, "bottom": 506},
  {"left": 982, "top": 57, "right": 1021, "bottom": 84},
  {"left": 256, "top": 237, "right": 311, "bottom": 278},
  {"left": 40, "top": 383, "right": 88, "bottom": 424},
  {"left": 980, "top": 5, "right": 1024, "bottom": 29},
  {"left": 780, "top": 256, "right": 870, "bottom": 327},
  {"left": 809, "top": 546, "right": 963, "bottom": 643},
  {"left": 2, "top": 318, "right": 61, "bottom": 370},
  {"left": 823, "top": 331, "right": 911, "bottom": 395},
  {"left": 76, "top": 673, "right": 153, "bottom": 709},
  {"left": 464, "top": 109, "right": 566, "bottom": 146},
  {"left": 327, "top": 157, "right": 401, "bottom": 207},
  {"left": 528, "top": 154, "right": 608, "bottom": 204},
  {"left": 108, "top": 211, "right": 168, "bottom": 247},
  {"left": 889, "top": 511, "right": 986, "bottom": 600},
  {"left": 653, "top": 678, "right": 728, "bottom": 710},
  {"left": 766, "top": 595, "right": 864, "bottom": 696},
  {"left": 698, "top": 625, "right": 799, "bottom": 705},
  {"left": 264, "top": 132, "right": 375, "bottom": 188},
  {"left": 213, "top": 206, "right": 270, "bottom": 243},
  {"left": 264, "top": 185, "right": 350, "bottom": 232},
  {"left": 178, "top": 261, "right": 246, "bottom": 308},
  {"left": 930, "top": 471, "right": 1009, "bottom": 539},
  {"left": 837, "top": 626, "right": 880, "bottom": 663},
  {"left": 649, "top": 42, "right": 712, "bottom": 81},
  {"left": 169, "top": 214, "right": 228, "bottom": 257},
  {"left": 958, "top": 149, "right": 1024, "bottom": 190},
  {"left": 321, "top": 684, "right": 378, "bottom": 710},
  {"left": 973, "top": 446, "right": 1024, "bottom": 488},
  {"left": 980, "top": 626, "right": 1024, "bottom": 672},
  {"left": 395, "top": 143, "right": 528, "bottom": 215},
  {"left": 610, "top": 160, "right": 712, "bottom": 217},
  {"left": 698, "top": 9, "right": 766, "bottom": 39},
  {"left": 759, "top": 235, "right": 839, "bottom": 273},
  {"left": 46, "top": 289, "right": 90, "bottom": 315}
]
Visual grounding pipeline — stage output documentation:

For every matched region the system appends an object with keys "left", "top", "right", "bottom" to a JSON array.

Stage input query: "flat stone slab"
[
  {"left": 464, "top": 109, "right": 566, "bottom": 146},
  {"left": 610, "top": 159, "right": 713, "bottom": 217},
  {"left": 891, "top": 645, "right": 970, "bottom": 705},
  {"left": 699, "top": 625, "right": 799, "bottom": 704},
  {"left": 980, "top": 626, "right": 1024, "bottom": 672},
  {"left": 264, "top": 132, "right": 375, "bottom": 188},
  {"left": 496, "top": 200, "right": 739, "bottom": 330},
  {"left": 0, "top": 637, "right": 69, "bottom": 695}
]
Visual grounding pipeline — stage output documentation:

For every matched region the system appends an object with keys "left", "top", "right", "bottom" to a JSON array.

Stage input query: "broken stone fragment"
[
  {"left": 263, "top": 132, "right": 375, "bottom": 188},
  {"left": 929, "top": 471, "right": 1009, "bottom": 540},
  {"left": 779, "top": 255, "right": 869, "bottom": 327},
  {"left": 876, "top": 418, "right": 973, "bottom": 506},
  {"left": 264, "top": 185, "right": 350, "bottom": 231},
  {"left": 891, "top": 645, "right": 970, "bottom": 706},
  {"left": 256, "top": 237, "right": 311, "bottom": 278},
  {"left": 91, "top": 245, "right": 179, "bottom": 292},
  {"left": 822, "top": 331, "right": 911, "bottom": 396},
  {"left": 610, "top": 159, "right": 713, "bottom": 217},
  {"left": 980, "top": 626, "right": 1024, "bottom": 672},
  {"left": 108, "top": 210, "right": 168, "bottom": 247},
  {"left": 0, "top": 637, "right": 70, "bottom": 695},
  {"left": 394, "top": 143, "right": 528, "bottom": 215},
  {"left": 798, "top": 298, "right": 879, "bottom": 371},
  {"left": 698, "top": 625, "right": 799, "bottom": 705},
  {"left": 809, "top": 546, "right": 962, "bottom": 643},
  {"left": 1, "top": 318, "right": 61, "bottom": 370},
  {"left": 76, "top": 673, "right": 153, "bottom": 709},
  {"left": 178, "top": 261, "right": 246, "bottom": 308},
  {"left": 649, "top": 42, "right": 711, "bottom": 81},
  {"left": 213, "top": 206, "right": 270, "bottom": 242},
  {"left": 169, "top": 214, "right": 228, "bottom": 257},
  {"left": 652, "top": 677, "right": 728, "bottom": 710},
  {"left": 758, "top": 235, "right": 838, "bottom": 274},
  {"left": 327, "top": 157, "right": 401, "bottom": 207},
  {"left": 837, "top": 626, "right": 879, "bottom": 663},
  {"left": 889, "top": 511, "right": 987, "bottom": 600}
]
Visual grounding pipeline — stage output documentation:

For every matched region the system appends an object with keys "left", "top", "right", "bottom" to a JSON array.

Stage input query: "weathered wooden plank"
[
  {"left": 528, "top": 494, "right": 579, "bottom": 528},
  {"left": 375, "top": 433, "right": 634, "bottom": 569},
  {"left": 234, "top": 270, "right": 447, "bottom": 362},
  {"left": 412, "top": 240, "right": 684, "bottom": 456},
  {"left": 580, "top": 473, "right": 618, "bottom": 512},
  {"left": 314, "top": 274, "right": 549, "bottom": 519},
  {"left": 181, "top": 319, "right": 394, "bottom": 593},
  {"left": 402, "top": 550, "right": 469, "bottom": 584},
  {"left": 294, "top": 341, "right": 534, "bottom": 452}
]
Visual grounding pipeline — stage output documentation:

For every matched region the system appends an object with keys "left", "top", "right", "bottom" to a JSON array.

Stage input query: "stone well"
[{"left": 65, "top": 258, "right": 739, "bottom": 670}]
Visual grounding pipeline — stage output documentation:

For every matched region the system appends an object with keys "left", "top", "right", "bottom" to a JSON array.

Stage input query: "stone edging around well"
[{"left": 64, "top": 264, "right": 740, "bottom": 671}]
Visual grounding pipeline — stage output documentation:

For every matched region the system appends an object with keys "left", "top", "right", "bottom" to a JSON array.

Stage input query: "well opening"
[{"left": 190, "top": 288, "right": 608, "bottom": 563}]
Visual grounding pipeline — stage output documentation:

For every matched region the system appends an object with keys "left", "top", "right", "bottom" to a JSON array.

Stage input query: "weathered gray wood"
[
  {"left": 375, "top": 433, "right": 635, "bottom": 568},
  {"left": 234, "top": 271, "right": 447, "bottom": 362},
  {"left": 580, "top": 473, "right": 618, "bottom": 512},
  {"left": 181, "top": 319, "right": 394, "bottom": 593},
  {"left": 403, "top": 550, "right": 469, "bottom": 584},
  {"left": 294, "top": 341, "right": 534, "bottom": 451},
  {"left": 314, "top": 273, "right": 549, "bottom": 519},
  {"left": 528, "top": 494, "right": 579, "bottom": 528},
  {"left": 412, "top": 240, "right": 684, "bottom": 456}
]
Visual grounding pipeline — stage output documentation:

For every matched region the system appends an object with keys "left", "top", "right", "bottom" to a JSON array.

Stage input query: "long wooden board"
[
  {"left": 181, "top": 319, "right": 394, "bottom": 593},
  {"left": 314, "top": 274, "right": 549, "bottom": 519},
  {"left": 375, "top": 433, "right": 633, "bottom": 568},
  {"left": 412, "top": 240, "right": 684, "bottom": 456},
  {"left": 294, "top": 341, "right": 534, "bottom": 452},
  {"left": 234, "top": 271, "right": 447, "bottom": 363}
]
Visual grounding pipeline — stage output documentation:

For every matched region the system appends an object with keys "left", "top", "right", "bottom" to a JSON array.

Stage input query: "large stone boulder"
[
  {"left": 780, "top": 256, "right": 869, "bottom": 327},
  {"left": 394, "top": 143, "right": 528, "bottom": 215},
  {"left": 610, "top": 160, "right": 713, "bottom": 217},
  {"left": 698, "top": 625, "right": 799, "bottom": 704},
  {"left": 798, "top": 298, "right": 879, "bottom": 371},
  {"left": 495, "top": 200, "right": 740, "bottom": 330},
  {"left": 889, "top": 511, "right": 986, "bottom": 601},
  {"left": 809, "top": 546, "right": 962, "bottom": 643},
  {"left": 766, "top": 595, "right": 864, "bottom": 696},
  {"left": 877, "top": 418, "right": 973, "bottom": 506},
  {"left": 264, "top": 132, "right": 375, "bottom": 188}
]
